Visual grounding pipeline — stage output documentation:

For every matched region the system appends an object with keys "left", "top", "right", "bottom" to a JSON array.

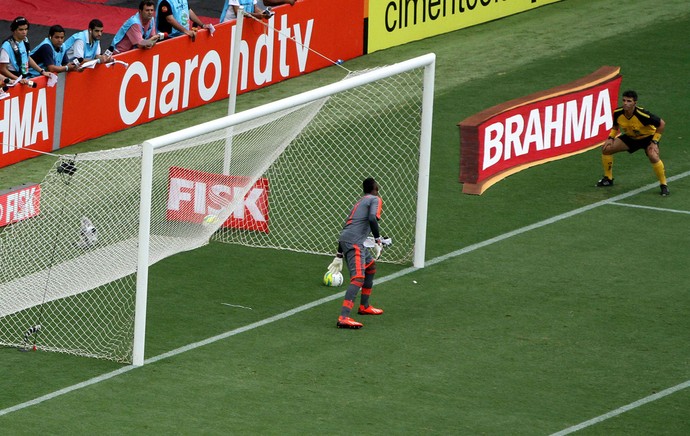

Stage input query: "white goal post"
[{"left": 0, "top": 53, "right": 435, "bottom": 366}]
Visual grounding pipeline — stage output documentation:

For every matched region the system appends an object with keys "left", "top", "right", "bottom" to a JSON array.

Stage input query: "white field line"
[
  {"left": 2, "top": 170, "right": 690, "bottom": 423},
  {"left": 550, "top": 380, "right": 690, "bottom": 436},
  {"left": 609, "top": 202, "right": 690, "bottom": 215}
]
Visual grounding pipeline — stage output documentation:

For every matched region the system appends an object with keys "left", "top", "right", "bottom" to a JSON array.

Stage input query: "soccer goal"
[{"left": 0, "top": 53, "right": 435, "bottom": 365}]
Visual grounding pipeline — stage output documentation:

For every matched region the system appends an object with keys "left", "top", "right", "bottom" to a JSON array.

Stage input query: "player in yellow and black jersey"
[{"left": 596, "top": 89, "right": 669, "bottom": 196}]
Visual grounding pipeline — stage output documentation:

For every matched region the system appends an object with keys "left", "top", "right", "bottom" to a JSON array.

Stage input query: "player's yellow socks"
[
  {"left": 652, "top": 160, "right": 667, "bottom": 185},
  {"left": 602, "top": 155, "right": 613, "bottom": 179}
]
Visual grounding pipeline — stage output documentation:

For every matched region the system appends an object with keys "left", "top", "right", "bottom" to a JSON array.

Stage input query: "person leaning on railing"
[
  {"left": 0, "top": 17, "right": 51, "bottom": 85},
  {"left": 29, "top": 25, "right": 79, "bottom": 76},
  {"left": 113, "top": 0, "right": 166, "bottom": 53},
  {"left": 156, "top": 0, "right": 211, "bottom": 41}
]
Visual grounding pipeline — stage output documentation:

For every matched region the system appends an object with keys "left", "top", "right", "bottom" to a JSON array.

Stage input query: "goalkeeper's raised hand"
[{"left": 327, "top": 254, "right": 343, "bottom": 274}]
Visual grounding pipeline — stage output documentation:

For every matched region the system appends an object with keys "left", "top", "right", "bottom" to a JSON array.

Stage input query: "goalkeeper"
[{"left": 328, "top": 177, "right": 391, "bottom": 329}]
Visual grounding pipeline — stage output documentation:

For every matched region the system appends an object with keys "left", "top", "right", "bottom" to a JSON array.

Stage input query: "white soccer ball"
[
  {"left": 323, "top": 271, "right": 344, "bottom": 287},
  {"left": 202, "top": 214, "right": 220, "bottom": 226},
  {"left": 78, "top": 217, "right": 98, "bottom": 248}
]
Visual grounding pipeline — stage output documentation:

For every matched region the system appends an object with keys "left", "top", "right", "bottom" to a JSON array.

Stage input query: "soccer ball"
[
  {"left": 323, "top": 271, "right": 344, "bottom": 287},
  {"left": 202, "top": 214, "right": 220, "bottom": 226}
]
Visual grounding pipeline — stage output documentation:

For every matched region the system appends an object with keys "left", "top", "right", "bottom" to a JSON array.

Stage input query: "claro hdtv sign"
[
  {"left": 0, "top": 0, "right": 364, "bottom": 169},
  {"left": 458, "top": 66, "right": 622, "bottom": 194}
]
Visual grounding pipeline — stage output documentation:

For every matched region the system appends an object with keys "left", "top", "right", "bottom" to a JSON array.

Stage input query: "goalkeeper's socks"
[
  {"left": 602, "top": 155, "right": 613, "bottom": 179},
  {"left": 340, "top": 286, "right": 360, "bottom": 318},
  {"left": 360, "top": 287, "right": 372, "bottom": 308},
  {"left": 652, "top": 160, "right": 667, "bottom": 185}
]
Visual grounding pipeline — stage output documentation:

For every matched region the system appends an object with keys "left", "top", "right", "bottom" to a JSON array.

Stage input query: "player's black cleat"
[
  {"left": 660, "top": 184, "right": 670, "bottom": 196},
  {"left": 596, "top": 176, "right": 614, "bottom": 187}
]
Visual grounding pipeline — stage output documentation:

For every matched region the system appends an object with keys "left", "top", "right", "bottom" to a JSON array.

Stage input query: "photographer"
[
  {"left": 0, "top": 17, "right": 51, "bottom": 85},
  {"left": 220, "top": 0, "right": 274, "bottom": 23},
  {"left": 63, "top": 19, "right": 113, "bottom": 65},
  {"left": 156, "top": 0, "right": 211, "bottom": 40},
  {"left": 30, "top": 25, "right": 78, "bottom": 75},
  {"left": 113, "top": 1, "right": 163, "bottom": 53}
]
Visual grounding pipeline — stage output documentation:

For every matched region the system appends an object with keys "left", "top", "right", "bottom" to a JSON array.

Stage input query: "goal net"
[{"left": 0, "top": 54, "right": 435, "bottom": 364}]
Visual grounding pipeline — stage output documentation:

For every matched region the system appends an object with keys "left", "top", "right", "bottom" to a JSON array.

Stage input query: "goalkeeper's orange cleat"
[
  {"left": 358, "top": 305, "right": 384, "bottom": 315},
  {"left": 337, "top": 316, "right": 363, "bottom": 329}
]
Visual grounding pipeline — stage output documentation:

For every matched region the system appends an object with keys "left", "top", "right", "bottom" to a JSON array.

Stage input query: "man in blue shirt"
[
  {"left": 113, "top": 1, "right": 164, "bottom": 53},
  {"left": 0, "top": 17, "right": 51, "bottom": 85},
  {"left": 221, "top": 0, "right": 273, "bottom": 23},
  {"left": 30, "top": 25, "right": 78, "bottom": 76}
]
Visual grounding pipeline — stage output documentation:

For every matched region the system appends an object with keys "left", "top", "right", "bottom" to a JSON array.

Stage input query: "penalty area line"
[{"left": 2, "top": 170, "right": 690, "bottom": 420}]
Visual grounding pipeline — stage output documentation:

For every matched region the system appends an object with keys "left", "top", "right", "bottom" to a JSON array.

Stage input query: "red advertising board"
[
  {"left": 59, "top": 0, "right": 364, "bottom": 146},
  {"left": 0, "top": 183, "right": 41, "bottom": 227},
  {"left": 167, "top": 167, "right": 270, "bottom": 233},
  {"left": 0, "top": 78, "right": 56, "bottom": 168},
  {"left": 0, "top": 0, "right": 364, "bottom": 169},
  {"left": 459, "top": 67, "right": 622, "bottom": 195}
]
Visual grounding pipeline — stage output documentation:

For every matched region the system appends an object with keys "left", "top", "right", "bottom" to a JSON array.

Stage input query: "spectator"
[
  {"left": 113, "top": 1, "right": 163, "bottom": 53},
  {"left": 156, "top": 0, "right": 211, "bottom": 40},
  {"left": 220, "top": 0, "right": 272, "bottom": 23},
  {"left": 0, "top": 17, "right": 50, "bottom": 84},
  {"left": 29, "top": 25, "right": 77, "bottom": 76},
  {"left": 63, "top": 19, "right": 113, "bottom": 65}
]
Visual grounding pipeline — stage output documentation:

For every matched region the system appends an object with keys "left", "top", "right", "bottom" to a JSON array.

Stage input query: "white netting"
[
  {"left": 0, "top": 61, "right": 428, "bottom": 363},
  {"left": 214, "top": 67, "right": 425, "bottom": 261}
]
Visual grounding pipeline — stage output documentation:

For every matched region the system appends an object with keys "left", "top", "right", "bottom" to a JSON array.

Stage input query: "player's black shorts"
[{"left": 620, "top": 135, "right": 654, "bottom": 154}]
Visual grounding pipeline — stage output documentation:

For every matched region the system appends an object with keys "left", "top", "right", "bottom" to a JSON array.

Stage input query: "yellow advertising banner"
[{"left": 367, "top": 0, "right": 563, "bottom": 52}]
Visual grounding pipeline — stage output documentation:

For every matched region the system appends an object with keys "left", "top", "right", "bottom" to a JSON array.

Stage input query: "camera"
[{"left": 57, "top": 160, "right": 77, "bottom": 176}]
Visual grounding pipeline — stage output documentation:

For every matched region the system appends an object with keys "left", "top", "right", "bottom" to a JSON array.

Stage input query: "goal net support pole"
[
  {"left": 414, "top": 58, "right": 435, "bottom": 268},
  {"left": 132, "top": 145, "right": 154, "bottom": 366}
]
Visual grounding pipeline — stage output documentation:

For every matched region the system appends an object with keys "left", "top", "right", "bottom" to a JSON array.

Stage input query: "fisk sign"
[
  {"left": 166, "top": 167, "right": 270, "bottom": 233},
  {"left": 458, "top": 67, "right": 622, "bottom": 194},
  {"left": 0, "top": 183, "right": 41, "bottom": 227}
]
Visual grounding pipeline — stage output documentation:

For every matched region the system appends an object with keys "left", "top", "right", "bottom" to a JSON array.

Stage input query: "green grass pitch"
[{"left": 1, "top": 0, "right": 689, "bottom": 433}]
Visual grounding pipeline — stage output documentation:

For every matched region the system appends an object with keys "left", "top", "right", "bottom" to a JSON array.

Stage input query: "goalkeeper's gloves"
[
  {"left": 371, "top": 242, "right": 382, "bottom": 260},
  {"left": 367, "top": 236, "right": 392, "bottom": 260},
  {"left": 327, "top": 255, "right": 343, "bottom": 274},
  {"left": 377, "top": 236, "right": 393, "bottom": 247}
]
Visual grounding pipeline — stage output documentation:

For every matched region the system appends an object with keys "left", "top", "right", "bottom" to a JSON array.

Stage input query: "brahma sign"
[{"left": 459, "top": 66, "right": 622, "bottom": 194}]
